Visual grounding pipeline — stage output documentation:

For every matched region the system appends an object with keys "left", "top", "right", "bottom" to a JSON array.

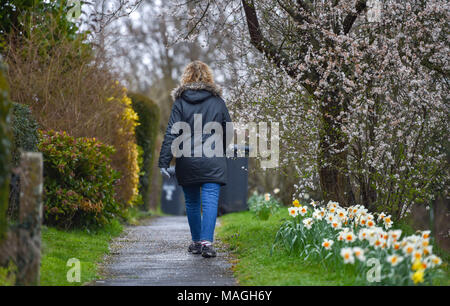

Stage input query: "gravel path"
[{"left": 93, "top": 216, "right": 236, "bottom": 286}]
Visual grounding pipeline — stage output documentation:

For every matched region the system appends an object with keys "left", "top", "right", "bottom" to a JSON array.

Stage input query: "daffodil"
[
  {"left": 403, "top": 243, "right": 415, "bottom": 256},
  {"left": 387, "top": 254, "right": 403, "bottom": 266},
  {"left": 420, "top": 239, "right": 430, "bottom": 248},
  {"left": 377, "top": 212, "right": 386, "bottom": 222},
  {"left": 411, "top": 259, "right": 422, "bottom": 271},
  {"left": 288, "top": 207, "right": 298, "bottom": 217},
  {"left": 312, "top": 209, "right": 323, "bottom": 220},
  {"left": 322, "top": 239, "right": 334, "bottom": 250},
  {"left": 388, "top": 229, "right": 402, "bottom": 242},
  {"left": 411, "top": 269, "right": 424, "bottom": 284},
  {"left": 264, "top": 193, "right": 271, "bottom": 201},
  {"left": 299, "top": 206, "right": 308, "bottom": 216},
  {"left": 327, "top": 201, "right": 338, "bottom": 209},
  {"left": 352, "top": 247, "right": 365, "bottom": 261},
  {"left": 359, "top": 217, "right": 367, "bottom": 226},
  {"left": 421, "top": 230, "right": 431, "bottom": 239},
  {"left": 422, "top": 246, "right": 432, "bottom": 256},
  {"left": 292, "top": 199, "right": 301, "bottom": 207},
  {"left": 426, "top": 255, "right": 442, "bottom": 268},
  {"left": 340, "top": 248, "right": 355, "bottom": 264},
  {"left": 336, "top": 208, "right": 347, "bottom": 220},
  {"left": 331, "top": 218, "right": 342, "bottom": 230},
  {"left": 326, "top": 213, "right": 334, "bottom": 223},
  {"left": 411, "top": 250, "right": 423, "bottom": 263},
  {"left": 383, "top": 215, "right": 393, "bottom": 229},
  {"left": 303, "top": 218, "right": 313, "bottom": 229},
  {"left": 366, "top": 219, "right": 375, "bottom": 228},
  {"left": 358, "top": 229, "right": 368, "bottom": 241},
  {"left": 373, "top": 238, "right": 385, "bottom": 249},
  {"left": 344, "top": 231, "right": 356, "bottom": 243}
]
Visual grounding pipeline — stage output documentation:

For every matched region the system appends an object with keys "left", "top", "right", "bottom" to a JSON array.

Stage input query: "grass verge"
[
  {"left": 40, "top": 219, "right": 123, "bottom": 286},
  {"left": 217, "top": 208, "right": 449, "bottom": 286}
]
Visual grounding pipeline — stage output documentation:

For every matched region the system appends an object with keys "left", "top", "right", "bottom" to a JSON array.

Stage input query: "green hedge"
[
  {"left": 7, "top": 103, "right": 40, "bottom": 221},
  {"left": 11, "top": 103, "right": 39, "bottom": 166},
  {"left": 129, "top": 93, "right": 160, "bottom": 210},
  {"left": 38, "top": 130, "right": 121, "bottom": 229},
  {"left": 0, "top": 60, "right": 12, "bottom": 241}
]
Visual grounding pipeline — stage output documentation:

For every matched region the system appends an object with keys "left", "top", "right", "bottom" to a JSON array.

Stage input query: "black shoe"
[
  {"left": 188, "top": 242, "right": 202, "bottom": 254},
  {"left": 201, "top": 244, "right": 217, "bottom": 258}
]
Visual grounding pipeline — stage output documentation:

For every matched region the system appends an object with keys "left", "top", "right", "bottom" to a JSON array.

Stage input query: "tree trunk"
[{"left": 318, "top": 93, "right": 355, "bottom": 206}]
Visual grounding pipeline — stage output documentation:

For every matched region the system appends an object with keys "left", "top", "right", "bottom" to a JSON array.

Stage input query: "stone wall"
[{"left": 0, "top": 152, "right": 43, "bottom": 285}]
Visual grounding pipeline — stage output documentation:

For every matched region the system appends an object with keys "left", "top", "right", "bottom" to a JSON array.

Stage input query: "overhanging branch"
[
  {"left": 241, "top": 0, "right": 316, "bottom": 93},
  {"left": 343, "top": 0, "right": 367, "bottom": 34}
]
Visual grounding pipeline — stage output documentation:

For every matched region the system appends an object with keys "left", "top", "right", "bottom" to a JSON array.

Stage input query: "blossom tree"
[{"left": 170, "top": 0, "right": 448, "bottom": 216}]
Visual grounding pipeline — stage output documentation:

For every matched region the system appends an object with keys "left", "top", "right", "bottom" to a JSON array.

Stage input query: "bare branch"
[
  {"left": 343, "top": 0, "right": 367, "bottom": 34},
  {"left": 241, "top": 0, "right": 315, "bottom": 93},
  {"left": 276, "top": 0, "right": 310, "bottom": 24},
  {"left": 184, "top": 1, "right": 211, "bottom": 39}
]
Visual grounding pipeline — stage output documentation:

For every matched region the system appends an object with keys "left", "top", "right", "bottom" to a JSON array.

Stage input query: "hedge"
[
  {"left": 6, "top": 103, "right": 40, "bottom": 220},
  {"left": 129, "top": 93, "right": 160, "bottom": 210},
  {"left": 10, "top": 103, "right": 39, "bottom": 166}
]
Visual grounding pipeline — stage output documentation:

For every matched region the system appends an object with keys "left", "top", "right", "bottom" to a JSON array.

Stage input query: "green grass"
[
  {"left": 40, "top": 219, "right": 123, "bottom": 286},
  {"left": 217, "top": 208, "right": 450, "bottom": 286},
  {"left": 217, "top": 209, "right": 361, "bottom": 285}
]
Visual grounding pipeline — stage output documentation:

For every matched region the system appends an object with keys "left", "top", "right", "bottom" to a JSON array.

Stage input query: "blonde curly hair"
[{"left": 180, "top": 60, "right": 214, "bottom": 85}]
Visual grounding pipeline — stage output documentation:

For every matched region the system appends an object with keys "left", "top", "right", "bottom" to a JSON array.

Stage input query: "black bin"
[
  {"left": 218, "top": 145, "right": 250, "bottom": 215},
  {"left": 160, "top": 166, "right": 185, "bottom": 215}
]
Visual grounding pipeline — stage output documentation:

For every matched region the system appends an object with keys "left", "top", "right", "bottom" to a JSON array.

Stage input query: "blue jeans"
[{"left": 183, "top": 183, "right": 221, "bottom": 242}]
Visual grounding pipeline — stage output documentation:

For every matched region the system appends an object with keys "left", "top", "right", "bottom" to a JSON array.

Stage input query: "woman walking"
[{"left": 158, "top": 60, "right": 232, "bottom": 258}]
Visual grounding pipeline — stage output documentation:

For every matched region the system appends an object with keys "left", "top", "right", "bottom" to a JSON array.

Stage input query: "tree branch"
[
  {"left": 241, "top": 0, "right": 316, "bottom": 93},
  {"left": 276, "top": 0, "right": 310, "bottom": 24},
  {"left": 343, "top": 0, "right": 367, "bottom": 34},
  {"left": 184, "top": 1, "right": 211, "bottom": 39},
  {"left": 242, "top": 1, "right": 294, "bottom": 76}
]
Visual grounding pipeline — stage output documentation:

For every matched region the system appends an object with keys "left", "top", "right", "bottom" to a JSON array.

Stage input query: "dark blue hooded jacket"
[{"left": 158, "top": 82, "right": 232, "bottom": 186}]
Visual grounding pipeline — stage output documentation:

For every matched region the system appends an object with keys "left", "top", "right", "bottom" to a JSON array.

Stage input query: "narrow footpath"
[{"left": 94, "top": 216, "right": 236, "bottom": 286}]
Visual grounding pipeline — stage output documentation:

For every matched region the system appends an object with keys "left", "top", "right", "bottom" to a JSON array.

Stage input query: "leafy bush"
[
  {"left": 248, "top": 192, "right": 280, "bottom": 220},
  {"left": 129, "top": 92, "right": 160, "bottom": 209},
  {"left": 0, "top": 260, "right": 16, "bottom": 286},
  {"left": 10, "top": 103, "right": 39, "bottom": 166},
  {"left": 0, "top": 60, "right": 11, "bottom": 241},
  {"left": 273, "top": 199, "right": 445, "bottom": 285},
  {"left": 5, "top": 15, "right": 141, "bottom": 208},
  {"left": 38, "top": 130, "right": 121, "bottom": 229},
  {"left": 108, "top": 88, "right": 141, "bottom": 207}
]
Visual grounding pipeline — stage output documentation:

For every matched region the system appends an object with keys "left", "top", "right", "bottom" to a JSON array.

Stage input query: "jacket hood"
[{"left": 171, "top": 82, "right": 222, "bottom": 104}]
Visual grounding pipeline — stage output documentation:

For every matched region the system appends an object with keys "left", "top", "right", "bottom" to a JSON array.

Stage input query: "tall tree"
[{"left": 171, "top": 0, "right": 448, "bottom": 211}]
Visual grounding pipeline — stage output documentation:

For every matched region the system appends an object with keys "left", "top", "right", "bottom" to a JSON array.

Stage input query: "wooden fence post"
[{"left": 16, "top": 152, "right": 43, "bottom": 286}]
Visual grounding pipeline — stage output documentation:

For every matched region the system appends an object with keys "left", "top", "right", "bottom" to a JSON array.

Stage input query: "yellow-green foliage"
[
  {"left": 5, "top": 18, "right": 141, "bottom": 209},
  {"left": 129, "top": 92, "right": 160, "bottom": 209},
  {"left": 107, "top": 85, "right": 141, "bottom": 207},
  {"left": 0, "top": 261, "right": 16, "bottom": 286}
]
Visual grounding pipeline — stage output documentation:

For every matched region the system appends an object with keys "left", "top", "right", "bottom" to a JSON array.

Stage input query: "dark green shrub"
[
  {"left": 38, "top": 129, "right": 121, "bottom": 229},
  {"left": 10, "top": 103, "right": 39, "bottom": 166},
  {"left": 0, "top": 60, "right": 12, "bottom": 241},
  {"left": 129, "top": 93, "right": 160, "bottom": 210},
  {"left": 8, "top": 103, "right": 39, "bottom": 221}
]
